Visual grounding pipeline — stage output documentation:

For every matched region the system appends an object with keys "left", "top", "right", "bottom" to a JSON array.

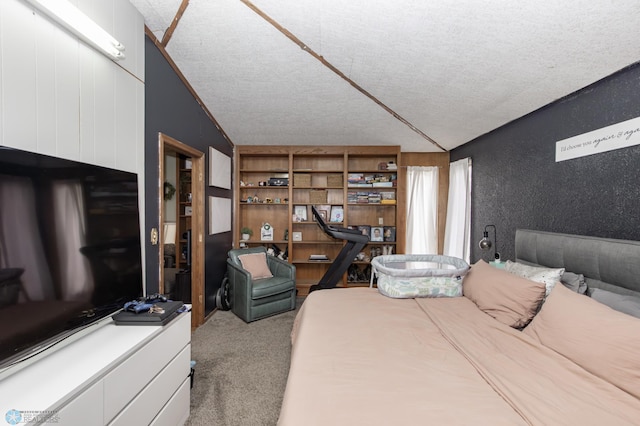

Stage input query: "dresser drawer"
[
  {"left": 57, "top": 380, "right": 103, "bottom": 426},
  {"left": 103, "top": 313, "right": 190, "bottom": 423},
  {"left": 150, "top": 378, "right": 191, "bottom": 426},
  {"left": 109, "top": 345, "right": 190, "bottom": 426}
]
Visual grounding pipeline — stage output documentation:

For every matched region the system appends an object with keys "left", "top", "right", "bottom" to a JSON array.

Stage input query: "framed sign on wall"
[{"left": 209, "top": 147, "right": 231, "bottom": 189}]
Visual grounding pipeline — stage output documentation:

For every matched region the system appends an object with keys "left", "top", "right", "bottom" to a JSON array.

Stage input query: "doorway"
[{"left": 158, "top": 132, "right": 205, "bottom": 328}]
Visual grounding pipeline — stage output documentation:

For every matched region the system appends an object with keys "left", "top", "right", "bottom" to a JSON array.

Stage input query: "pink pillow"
[
  {"left": 524, "top": 283, "right": 640, "bottom": 400},
  {"left": 463, "top": 260, "right": 546, "bottom": 328},
  {"left": 238, "top": 253, "right": 273, "bottom": 279}
]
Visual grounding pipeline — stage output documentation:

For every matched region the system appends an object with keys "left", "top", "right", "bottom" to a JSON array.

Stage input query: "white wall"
[{"left": 0, "top": 0, "right": 146, "bottom": 283}]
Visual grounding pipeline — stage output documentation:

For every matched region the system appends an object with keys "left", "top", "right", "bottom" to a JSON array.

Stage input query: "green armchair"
[{"left": 226, "top": 247, "right": 296, "bottom": 322}]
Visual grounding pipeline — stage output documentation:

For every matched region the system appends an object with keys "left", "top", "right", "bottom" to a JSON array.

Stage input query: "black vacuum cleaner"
[{"left": 308, "top": 206, "right": 369, "bottom": 293}]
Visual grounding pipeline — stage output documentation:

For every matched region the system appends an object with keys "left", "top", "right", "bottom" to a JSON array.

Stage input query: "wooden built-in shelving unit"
[{"left": 234, "top": 146, "right": 404, "bottom": 295}]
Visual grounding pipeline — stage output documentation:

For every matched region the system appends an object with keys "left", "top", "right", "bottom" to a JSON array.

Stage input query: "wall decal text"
[{"left": 555, "top": 116, "right": 640, "bottom": 162}]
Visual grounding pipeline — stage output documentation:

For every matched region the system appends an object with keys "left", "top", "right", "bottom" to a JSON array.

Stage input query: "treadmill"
[{"left": 308, "top": 206, "right": 369, "bottom": 293}]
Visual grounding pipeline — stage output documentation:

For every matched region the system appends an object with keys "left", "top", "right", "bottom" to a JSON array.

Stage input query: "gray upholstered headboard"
[{"left": 515, "top": 229, "right": 640, "bottom": 298}]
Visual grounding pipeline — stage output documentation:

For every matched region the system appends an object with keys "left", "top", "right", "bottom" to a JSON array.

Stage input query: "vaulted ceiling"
[{"left": 131, "top": 0, "right": 640, "bottom": 152}]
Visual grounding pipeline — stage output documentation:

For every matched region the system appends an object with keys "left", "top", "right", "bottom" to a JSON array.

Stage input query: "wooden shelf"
[
  {"left": 174, "top": 158, "right": 192, "bottom": 271},
  {"left": 291, "top": 241, "right": 344, "bottom": 245},
  {"left": 242, "top": 240, "right": 288, "bottom": 245},
  {"left": 234, "top": 146, "right": 403, "bottom": 291}
]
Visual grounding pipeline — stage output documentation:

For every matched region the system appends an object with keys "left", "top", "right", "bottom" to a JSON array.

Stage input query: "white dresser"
[{"left": 0, "top": 312, "right": 191, "bottom": 425}]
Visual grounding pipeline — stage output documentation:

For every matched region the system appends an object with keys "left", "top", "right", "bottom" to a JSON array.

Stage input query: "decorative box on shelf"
[
  {"left": 268, "top": 177, "right": 288, "bottom": 186},
  {"left": 309, "top": 189, "right": 328, "bottom": 204},
  {"left": 327, "top": 174, "right": 343, "bottom": 187},
  {"left": 294, "top": 174, "right": 311, "bottom": 187}
]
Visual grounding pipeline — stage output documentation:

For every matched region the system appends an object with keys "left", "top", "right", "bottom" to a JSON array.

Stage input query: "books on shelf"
[
  {"left": 368, "top": 192, "right": 381, "bottom": 204},
  {"left": 348, "top": 173, "right": 364, "bottom": 184},
  {"left": 381, "top": 191, "right": 395, "bottom": 200},
  {"left": 347, "top": 173, "right": 397, "bottom": 187},
  {"left": 347, "top": 190, "right": 396, "bottom": 204}
]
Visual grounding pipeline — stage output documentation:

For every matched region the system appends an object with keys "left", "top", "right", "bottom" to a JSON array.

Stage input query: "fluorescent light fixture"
[{"left": 24, "top": 0, "right": 125, "bottom": 60}]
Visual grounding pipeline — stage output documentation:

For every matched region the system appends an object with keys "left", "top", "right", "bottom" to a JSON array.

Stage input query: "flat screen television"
[{"left": 0, "top": 146, "right": 143, "bottom": 372}]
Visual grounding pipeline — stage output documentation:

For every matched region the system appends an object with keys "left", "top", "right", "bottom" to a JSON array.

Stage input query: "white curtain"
[
  {"left": 52, "top": 181, "right": 94, "bottom": 301},
  {"left": 443, "top": 158, "right": 472, "bottom": 263},
  {"left": 406, "top": 166, "right": 439, "bottom": 254}
]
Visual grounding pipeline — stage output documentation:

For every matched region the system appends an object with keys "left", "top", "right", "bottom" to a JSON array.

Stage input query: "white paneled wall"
[
  {"left": 0, "top": 0, "right": 146, "bottom": 283},
  {"left": 0, "top": 0, "right": 144, "bottom": 169}
]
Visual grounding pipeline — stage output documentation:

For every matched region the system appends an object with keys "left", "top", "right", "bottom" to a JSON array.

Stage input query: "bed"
[{"left": 278, "top": 229, "right": 640, "bottom": 425}]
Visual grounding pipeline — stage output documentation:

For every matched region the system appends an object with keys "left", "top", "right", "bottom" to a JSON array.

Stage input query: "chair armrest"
[
  {"left": 227, "top": 259, "right": 253, "bottom": 285},
  {"left": 267, "top": 256, "right": 296, "bottom": 280}
]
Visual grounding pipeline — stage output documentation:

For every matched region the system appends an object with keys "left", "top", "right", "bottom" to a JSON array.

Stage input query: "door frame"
[{"left": 158, "top": 132, "right": 205, "bottom": 328}]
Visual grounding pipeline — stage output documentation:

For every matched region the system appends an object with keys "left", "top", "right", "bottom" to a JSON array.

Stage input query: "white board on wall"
[
  {"left": 209, "top": 196, "right": 231, "bottom": 234},
  {"left": 555, "top": 116, "right": 640, "bottom": 162},
  {"left": 209, "top": 147, "right": 231, "bottom": 189}
]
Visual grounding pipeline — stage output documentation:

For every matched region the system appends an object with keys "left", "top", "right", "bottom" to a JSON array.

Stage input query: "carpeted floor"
[{"left": 186, "top": 298, "right": 304, "bottom": 426}]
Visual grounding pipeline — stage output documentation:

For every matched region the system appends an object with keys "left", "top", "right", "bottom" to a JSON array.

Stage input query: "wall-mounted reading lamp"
[
  {"left": 24, "top": 0, "right": 125, "bottom": 61},
  {"left": 478, "top": 224, "right": 501, "bottom": 261}
]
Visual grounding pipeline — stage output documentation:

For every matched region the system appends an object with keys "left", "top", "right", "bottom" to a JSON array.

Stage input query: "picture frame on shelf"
[
  {"left": 260, "top": 223, "right": 274, "bottom": 241},
  {"left": 313, "top": 204, "right": 330, "bottom": 222},
  {"left": 357, "top": 225, "right": 371, "bottom": 240},
  {"left": 371, "top": 226, "right": 384, "bottom": 242},
  {"left": 293, "top": 205, "right": 308, "bottom": 221},
  {"left": 384, "top": 226, "right": 396, "bottom": 242},
  {"left": 292, "top": 232, "right": 302, "bottom": 241},
  {"left": 329, "top": 206, "right": 344, "bottom": 222}
]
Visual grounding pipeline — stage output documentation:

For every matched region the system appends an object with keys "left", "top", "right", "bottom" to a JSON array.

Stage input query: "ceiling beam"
[
  {"left": 240, "top": 0, "right": 446, "bottom": 152},
  {"left": 161, "top": 0, "right": 190, "bottom": 47}
]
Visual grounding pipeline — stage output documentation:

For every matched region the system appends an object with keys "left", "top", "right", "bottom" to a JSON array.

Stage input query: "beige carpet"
[{"left": 186, "top": 299, "right": 303, "bottom": 426}]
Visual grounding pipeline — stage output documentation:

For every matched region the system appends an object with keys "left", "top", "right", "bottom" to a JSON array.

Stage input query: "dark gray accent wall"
[
  {"left": 451, "top": 63, "right": 640, "bottom": 263},
  {"left": 144, "top": 37, "right": 232, "bottom": 314}
]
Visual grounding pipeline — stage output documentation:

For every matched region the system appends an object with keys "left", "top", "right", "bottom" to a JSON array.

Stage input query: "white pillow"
[{"left": 505, "top": 261, "right": 564, "bottom": 296}]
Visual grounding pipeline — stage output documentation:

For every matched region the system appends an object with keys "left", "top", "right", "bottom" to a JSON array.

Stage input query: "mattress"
[{"left": 279, "top": 288, "right": 640, "bottom": 426}]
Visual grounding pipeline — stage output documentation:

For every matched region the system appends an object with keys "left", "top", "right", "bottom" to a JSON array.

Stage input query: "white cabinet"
[
  {"left": 0, "top": 312, "right": 191, "bottom": 426},
  {"left": 109, "top": 347, "right": 190, "bottom": 426},
  {"left": 57, "top": 381, "right": 104, "bottom": 426}
]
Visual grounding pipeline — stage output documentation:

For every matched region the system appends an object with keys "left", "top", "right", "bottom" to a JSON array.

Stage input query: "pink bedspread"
[{"left": 278, "top": 288, "right": 640, "bottom": 425}]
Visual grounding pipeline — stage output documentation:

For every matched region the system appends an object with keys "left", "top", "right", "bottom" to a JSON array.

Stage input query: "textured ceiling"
[{"left": 131, "top": 0, "right": 640, "bottom": 152}]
